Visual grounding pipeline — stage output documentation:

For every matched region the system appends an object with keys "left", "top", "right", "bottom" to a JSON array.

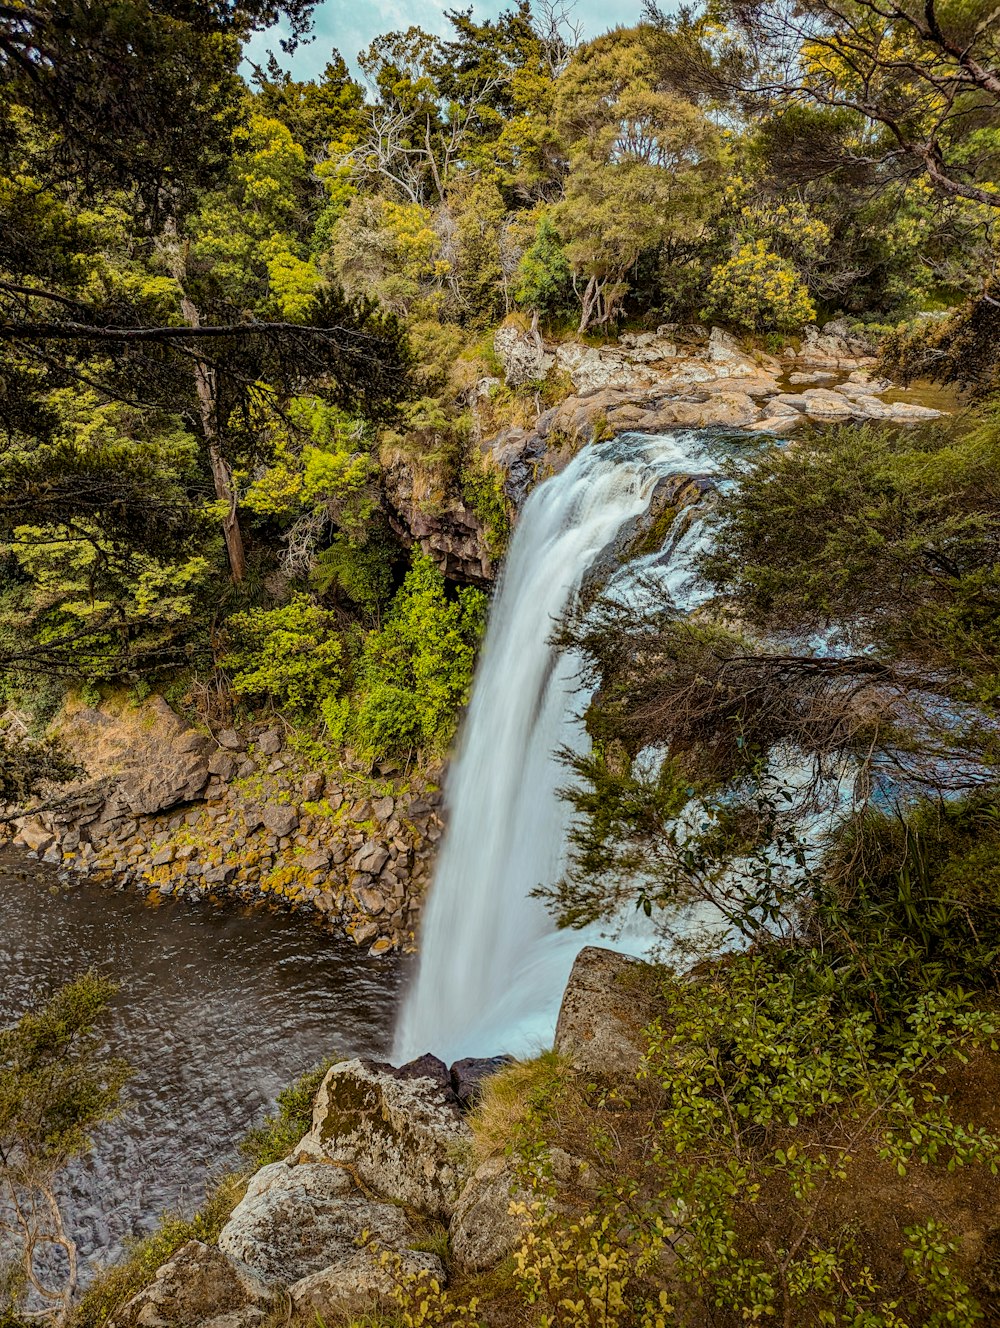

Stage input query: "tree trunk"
[
  {"left": 164, "top": 230, "right": 246, "bottom": 583},
  {"left": 190, "top": 353, "right": 246, "bottom": 584}
]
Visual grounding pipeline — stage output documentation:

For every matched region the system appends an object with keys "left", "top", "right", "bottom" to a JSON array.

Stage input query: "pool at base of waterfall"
[{"left": 0, "top": 850, "right": 404, "bottom": 1281}]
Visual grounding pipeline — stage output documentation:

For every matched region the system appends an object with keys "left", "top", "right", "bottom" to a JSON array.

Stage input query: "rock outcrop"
[
  {"left": 110, "top": 1240, "right": 274, "bottom": 1328},
  {"left": 298, "top": 1058, "right": 472, "bottom": 1220},
  {"left": 554, "top": 946, "right": 660, "bottom": 1078}
]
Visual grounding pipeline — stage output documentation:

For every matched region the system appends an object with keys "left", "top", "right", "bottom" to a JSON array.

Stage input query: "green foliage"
[
  {"left": 513, "top": 213, "right": 575, "bottom": 321},
  {"left": 223, "top": 596, "right": 348, "bottom": 737},
  {"left": 702, "top": 414, "right": 1000, "bottom": 704},
  {"left": 705, "top": 240, "right": 816, "bottom": 332},
  {"left": 353, "top": 554, "right": 486, "bottom": 758},
  {"left": 0, "top": 735, "right": 80, "bottom": 806}
]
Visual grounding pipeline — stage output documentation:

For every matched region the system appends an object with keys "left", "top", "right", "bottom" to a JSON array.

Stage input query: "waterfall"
[{"left": 394, "top": 431, "right": 719, "bottom": 1063}]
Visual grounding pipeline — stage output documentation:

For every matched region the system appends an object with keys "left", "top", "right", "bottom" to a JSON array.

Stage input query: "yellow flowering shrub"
[{"left": 705, "top": 240, "right": 816, "bottom": 332}]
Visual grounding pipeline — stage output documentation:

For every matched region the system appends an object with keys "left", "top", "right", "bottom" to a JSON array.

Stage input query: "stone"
[
  {"left": 787, "top": 371, "right": 836, "bottom": 385},
  {"left": 800, "top": 387, "right": 859, "bottom": 418},
  {"left": 110, "top": 1239, "right": 273, "bottom": 1328},
  {"left": 449, "top": 1156, "right": 530, "bottom": 1273},
  {"left": 372, "top": 795, "right": 395, "bottom": 821},
  {"left": 262, "top": 804, "right": 299, "bottom": 838},
  {"left": 289, "top": 1249, "right": 445, "bottom": 1323},
  {"left": 299, "top": 1058, "right": 472, "bottom": 1219},
  {"left": 299, "top": 850, "right": 331, "bottom": 873},
  {"left": 15, "top": 819, "right": 55, "bottom": 854},
  {"left": 368, "top": 936, "right": 396, "bottom": 957},
  {"left": 349, "top": 921, "right": 379, "bottom": 946},
  {"left": 494, "top": 323, "right": 554, "bottom": 387},
  {"left": 301, "top": 772, "right": 324, "bottom": 802},
  {"left": 554, "top": 946, "right": 658, "bottom": 1078},
  {"left": 217, "top": 728, "right": 242, "bottom": 750},
  {"left": 151, "top": 845, "right": 175, "bottom": 867},
  {"left": 449, "top": 1056, "right": 514, "bottom": 1111},
  {"left": 256, "top": 730, "right": 282, "bottom": 756},
  {"left": 204, "top": 864, "right": 236, "bottom": 886},
  {"left": 218, "top": 1160, "right": 426, "bottom": 1290},
  {"left": 352, "top": 840, "right": 390, "bottom": 876},
  {"left": 357, "top": 886, "right": 386, "bottom": 915},
  {"left": 208, "top": 751, "right": 236, "bottom": 780}
]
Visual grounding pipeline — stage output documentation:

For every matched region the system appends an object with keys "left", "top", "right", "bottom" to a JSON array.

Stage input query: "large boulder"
[
  {"left": 110, "top": 1240, "right": 274, "bottom": 1328},
  {"left": 217, "top": 1160, "right": 427, "bottom": 1289},
  {"left": 554, "top": 947, "right": 659, "bottom": 1078},
  {"left": 54, "top": 698, "right": 210, "bottom": 818},
  {"left": 298, "top": 1059, "right": 472, "bottom": 1219}
]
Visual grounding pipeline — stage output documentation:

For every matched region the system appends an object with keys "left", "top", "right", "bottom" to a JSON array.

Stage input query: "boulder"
[
  {"left": 110, "top": 1240, "right": 273, "bottom": 1328},
  {"left": 298, "top": 1058, "right": 472, "bottom": 1219},
  {"left": 449, "top": 1156, "right": 530, "bottom": 1273},
  {"left": 494, "top": 324, "right": 554, "bottom": 387},
  {"left": 14, "top": 818, "right": 55, "bottom": 854},
  {"left": 450, "top": 1056, "right": 516, "bottom": 1110},
  {"left": 554, "top": 946, "right": 658, "bottom": 1078},
  {"left": 218, "top": 1160, "right": 423, "bottom": 1289},
  {"left": 289, "top": 1249, "right": 445, "bottom": 1324}
]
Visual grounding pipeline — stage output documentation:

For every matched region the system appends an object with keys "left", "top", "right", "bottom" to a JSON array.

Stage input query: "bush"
[
  {"left": 705, "top": 240, "right": 815, "bottom": 332},
  {"left": 222, "top": 595, "right": 347, "bottom": 736},
  {"left": 353, "top": 554, "right": 486, "bottom": 758}
]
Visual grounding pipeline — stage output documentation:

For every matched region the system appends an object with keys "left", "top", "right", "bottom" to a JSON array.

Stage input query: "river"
[{"left": 0, "top": 849, "right": 403, "bottom": 1281}]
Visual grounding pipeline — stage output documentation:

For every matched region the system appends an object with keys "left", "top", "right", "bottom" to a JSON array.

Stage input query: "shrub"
[
  {"left": 222, "top": 595, "right": 347, "bottom": 735},
  {"left": 353, "top": 555, "right": 486, "bottom": 758},
  {"left": 705, "top": 240, "right": 815, "bottom": 332}
]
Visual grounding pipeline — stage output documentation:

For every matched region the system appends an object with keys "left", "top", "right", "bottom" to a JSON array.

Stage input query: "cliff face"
[{"left": 380, "top": 324, "right": 944, "bottom": 587}]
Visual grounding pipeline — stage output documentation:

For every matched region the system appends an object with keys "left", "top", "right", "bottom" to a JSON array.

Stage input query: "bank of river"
[{"left": 0, "top": 849, "right": 405, "bottom": 1281}]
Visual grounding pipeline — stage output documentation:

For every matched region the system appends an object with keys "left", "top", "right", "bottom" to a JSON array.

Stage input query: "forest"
[{"left": 3, "top": 0, "right": 1000, "bottom": 1324}]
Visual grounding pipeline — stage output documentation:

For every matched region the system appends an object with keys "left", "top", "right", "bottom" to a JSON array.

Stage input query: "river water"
[{"left": 0, "top": 850, "right": 403, "bottom": 1280}]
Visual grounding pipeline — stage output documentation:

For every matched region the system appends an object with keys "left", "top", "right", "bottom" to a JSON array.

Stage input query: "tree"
[
  {"left": 554, "top": 28, "right": 726, "bottom": 331},
  {"left": 648, "top": 0, "right": 1000, "bottom": 215},
  {"left": 0, "top": 975, "right": 130, "bottom": 1326}
]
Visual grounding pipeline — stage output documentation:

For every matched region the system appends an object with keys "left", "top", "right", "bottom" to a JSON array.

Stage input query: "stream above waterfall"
[{"left": 0, "top": 850, "right": 404, "bottom": 1280}]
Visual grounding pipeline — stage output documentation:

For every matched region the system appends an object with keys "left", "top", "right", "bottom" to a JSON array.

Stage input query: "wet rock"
[
  {"left": 110, "top": 1239, "right": 273, "bottom": 1328},
  {"left": 554, "top": 946, "right": 658, "bottom": 1078},
  {"left": 449, "top": 1056, "right": 514, "bottom": 1111},
  {"left": 299, "top": 1058, "right": 472, "bottom": 1218}
]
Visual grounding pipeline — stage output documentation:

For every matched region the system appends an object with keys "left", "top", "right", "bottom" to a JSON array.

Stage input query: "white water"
[{"left": 394, "top": 431, "right": 720, "bottom": 1063}]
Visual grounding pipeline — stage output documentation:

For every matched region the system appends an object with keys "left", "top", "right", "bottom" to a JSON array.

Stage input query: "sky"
[{"left": 242, "top": 0, "right": 644, "bottom": 82}]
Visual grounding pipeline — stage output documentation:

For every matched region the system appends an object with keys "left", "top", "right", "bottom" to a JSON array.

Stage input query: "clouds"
[{"left": 242, "top": 0, "right": 642, "bottom": 82}]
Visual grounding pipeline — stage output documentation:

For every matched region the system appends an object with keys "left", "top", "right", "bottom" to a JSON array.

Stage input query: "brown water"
[{"left": 0, "top": 850, "right": 404, "bottom": 1281}]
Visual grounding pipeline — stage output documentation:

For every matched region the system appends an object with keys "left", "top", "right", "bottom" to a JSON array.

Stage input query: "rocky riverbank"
[
  {"left": 105, "top": 946, "right": 640, "bottom": 1328},
  {"left": 2, "top": 695, "right": 445, "bottom": 955}
]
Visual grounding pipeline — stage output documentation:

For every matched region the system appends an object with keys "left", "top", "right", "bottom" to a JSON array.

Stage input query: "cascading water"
[{"left": 394, "top": 430, "right": 720, "bottom": 1063}]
